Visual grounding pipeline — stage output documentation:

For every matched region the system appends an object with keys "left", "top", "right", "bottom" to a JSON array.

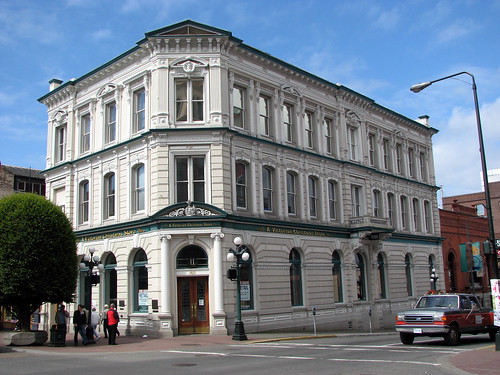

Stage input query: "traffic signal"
[
  {"left": 226, "top": 267, "right": 237, "bottom": 280},
  {"left": 483, "top": 240, "right": 492, "bottom": 255}
]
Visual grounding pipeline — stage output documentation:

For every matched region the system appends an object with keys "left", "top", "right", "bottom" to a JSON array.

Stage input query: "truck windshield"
[{"left": 416, "top": 296, "right": 458, "bottom": 309}]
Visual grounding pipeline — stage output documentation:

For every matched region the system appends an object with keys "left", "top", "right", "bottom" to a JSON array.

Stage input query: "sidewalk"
[{"left": 2, "top": 331, "right": 499, "bottom": 375}]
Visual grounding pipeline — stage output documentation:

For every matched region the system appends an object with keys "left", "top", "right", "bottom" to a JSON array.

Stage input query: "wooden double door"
[{"left": 177, "top": 276, "right": 209, "bottom": 334}]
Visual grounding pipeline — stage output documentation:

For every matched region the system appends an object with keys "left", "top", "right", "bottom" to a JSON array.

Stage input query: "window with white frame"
[
  {"left": 347, "top": 126, "right": 358, "bottom": 160},
  {"left": 80, "top": 114, "right": 91, "bottom": 154},
  {"left": 387, "top": 193, "right": 395, "bottom": 226},
  {"left": 328, "top": 180, "right": 338, "bottom": 220},
  {"left": 324, "top": 118, "right": 335, "bottom": 156},
  {"left": 105, "top": 102, "right": 117, "bottom": 143},
  {"left": 351, "top": 185, "right": 362, "bottom": 217},
  {"left": 175, "top": 156, "right": 205, "bottom": 203},
  {"left": 235, "top": 161, "right": 247, "bottom": 209},
  {"left": 373, "top": 190, "right": 381, "bottom": 217},
  {"left": 259, "top": 95, "right": 271, "bottom": 136},
  {"left": 79, "top": 180, "right": 89, "bottom": 224},
  {"left": 368, "top": 133, "right": 376, "bottom": 167},
  {"left": 396, "top": 143, "right": 402, "bottom": 174},
  {"left": 286, "top": 172, "right": 296, "bottom": 215},
  {"left": 424, "top": 200, "right": 432, "bottom": 233},
  {"left": 262, "top": 166, "right": 273, "bottom": 212},
  {"left": 104, "top": 172, "right": 115, "bottom": 219},
  {"left": 382, "top": 138, "right": 390, "bottom": 171},
  {"left": 408, "top": 148, "right": 415, "bottom": 177},
  {"left": 132, "top": 164, "right": 145, "bottom": 213},
  {"left": 133, "top": 89, "right": 145, "bottom": 132},
  {"left": 304, "top": 111, "right": 314, "bottom": 149},
  {"left": 233, "top": 86, "right": 246, "bottom": 129},
  {"left": 176, "top": 78, "right": 204, "bottom": 123},
  {"left": 283, "top": 103, "right": 294, "bottom": 143},
  {"left": 308, "top": 176, "right": 317, "bottom": 218},
  {"left": 55, "top": 124, "right": 67, "bottom": 163},
  {"left": 419, "top": 152, "right": 427, "bottom": 181},
  {"left": 412, "top": 198, "right": 420, "bottom": 231},
  {"left": 400, "top": 195, "right": 408, "bottom": 229}
]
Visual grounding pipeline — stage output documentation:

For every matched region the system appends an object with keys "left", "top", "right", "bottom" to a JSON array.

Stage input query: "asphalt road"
[{"left": 0, "top": 333, "right": 493, "bottom": 375}]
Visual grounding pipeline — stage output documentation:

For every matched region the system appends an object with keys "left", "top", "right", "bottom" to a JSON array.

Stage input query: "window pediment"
[{"left": 170, "top": 56, "right": 208, "bottom": 74}]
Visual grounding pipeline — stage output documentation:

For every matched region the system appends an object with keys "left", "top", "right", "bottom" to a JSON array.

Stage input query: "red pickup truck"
[{"left": 395, "top": 293, "right": 498, "bottom": 345}]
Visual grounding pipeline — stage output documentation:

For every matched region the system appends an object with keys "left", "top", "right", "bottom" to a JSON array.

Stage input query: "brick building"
[{"left": 439, "top": 202, "right": 492, "bottom": 307}]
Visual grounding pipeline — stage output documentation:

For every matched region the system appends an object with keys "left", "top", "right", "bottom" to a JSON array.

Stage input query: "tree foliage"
[{"left": 0, "top": 193, "right": 78, "bottom": 331}]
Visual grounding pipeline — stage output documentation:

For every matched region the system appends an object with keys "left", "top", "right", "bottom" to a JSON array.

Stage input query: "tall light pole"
[
  {"left": 227, "top": 236, "right": 249, "bottom": 341},
  {"left": 79, "top": 247, "right": 104, "bottom": 344},
  {"left": 411, "top": 72, "right": 499, "bottom": 280}
]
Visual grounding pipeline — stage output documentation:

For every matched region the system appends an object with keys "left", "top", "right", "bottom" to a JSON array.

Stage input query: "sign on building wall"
[
  {"left": 138, "top": 290, "right": 148, "bottom": 313},
  {"left": 491, "top": 279, "right": 500, "bottom": 327}
]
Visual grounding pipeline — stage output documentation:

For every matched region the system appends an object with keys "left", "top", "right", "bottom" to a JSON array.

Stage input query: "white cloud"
[
  {"left": 434, "top": 19, "right": 480, "bottom": 44},
  {"left": 91, "top": 28, "right": 112, "bottom": 42},
  {"left": 372, "top": 8, "right": 400, "bottom": 31}
]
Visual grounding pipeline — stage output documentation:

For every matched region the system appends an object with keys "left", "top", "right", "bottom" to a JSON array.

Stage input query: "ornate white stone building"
[{"left": 39, "top": 20, "right": 442, "bottom": 337}]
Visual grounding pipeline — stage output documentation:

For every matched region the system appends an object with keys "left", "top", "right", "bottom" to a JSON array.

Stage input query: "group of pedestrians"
[{"left": 56, "top": 303, "right": 120, "bottom": 346}]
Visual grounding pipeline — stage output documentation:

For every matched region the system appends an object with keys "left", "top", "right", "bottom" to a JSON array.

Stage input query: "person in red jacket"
[{"left": 107, "top": 303, "right": 119, "bottom": 345}]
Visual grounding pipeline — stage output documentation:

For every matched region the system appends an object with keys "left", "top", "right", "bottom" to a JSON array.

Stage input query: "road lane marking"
[{"left": 327, "top": 358, "right": 441, "bottom": 366}]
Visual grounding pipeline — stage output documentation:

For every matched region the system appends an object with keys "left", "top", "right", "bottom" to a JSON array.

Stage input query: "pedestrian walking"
[
  {"left": 90, "top": 307, "right": 100, "bottom": 341},
  {"left": 73, "top": 304, "right": 88, "bottom": 346},
  {"left": 107, "top": 303, "right": 119, "bottom": 345},
  {"left": 102, "top": 304, "right": 109, "bottom": 338}
]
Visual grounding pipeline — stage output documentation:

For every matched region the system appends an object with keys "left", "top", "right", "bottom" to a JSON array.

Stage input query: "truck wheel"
[
  {"left": 400, "top": 332, "right": 414, "bottom": 345},
  {"left": 443, "top": 325, "right": 460, "bottom": 346}
]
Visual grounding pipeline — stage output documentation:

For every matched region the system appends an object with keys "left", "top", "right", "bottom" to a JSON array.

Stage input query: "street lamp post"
[
  {"left": 430, "top": 268, "right": 439, "bottom": 291},
  {"left": 411, "top": 72, "right": 499, "bottom": 280},
  {"left": 227, "top": 236, "right": 249, "bottom": 341},
  {"left": 79, "top": 247, "right": 104, "bottom": 344}
]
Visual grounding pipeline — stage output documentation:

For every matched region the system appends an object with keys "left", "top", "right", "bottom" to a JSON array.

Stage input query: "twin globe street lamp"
[
  {"left": 227, "top": 236, "right": 249, "bottom": 341},
  {"left": 79, "top": 247, "right": 104, "bottom": 343},
  {"left": 410, "top": 71, "right": 499, "bottom": 280},
  {"left": 430, "top": 268, "right": 439, "bottom": 291}
]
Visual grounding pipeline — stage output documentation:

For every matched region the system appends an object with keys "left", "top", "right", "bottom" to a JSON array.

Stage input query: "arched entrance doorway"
[{"left": 176, "top": 245, "right": 209, "bottom": 334}]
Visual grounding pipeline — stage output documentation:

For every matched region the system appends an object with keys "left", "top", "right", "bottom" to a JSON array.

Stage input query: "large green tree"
[{"left": 0, "top": 193, "right": 78, "bottom": 331}]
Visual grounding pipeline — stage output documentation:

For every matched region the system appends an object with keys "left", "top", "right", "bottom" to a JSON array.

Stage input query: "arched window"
[
  {"left": 289, "top": 249, "right": 303, "bottom": 306},
  {"left": 79, "top": 180, "right": 89, "bottom": 224},
  {"left": 377, "top": 253, "right": 387, "bottom": 299},
  {"left": 240, "top": 251, "right": 254, "bottom": 310},
  {"left": 405, "top": 254, "right": 413, "bottom": 296},
  {"left": 447, "top": 252, "right": 457, "bottom": 291},
  {"left": 104, "top": 173, "right": 115, "bottom": 219},
  {"left": 176, "top": 246, "right": 208, "bottom": 268},
  {"left": 104, "top": 253, "right": 117, "bottom": 307},
  {"left": 133, "top": 249, "right": 148, "bottom": 312},
  {"left": 235, "top": 162, "right": 247, "bottom": 209},
  {"left": 356, "top": 253, "right": 367, "bottom": 301},
  {"left": 332, "top": 251, "right": 343, "bottom": 303}
]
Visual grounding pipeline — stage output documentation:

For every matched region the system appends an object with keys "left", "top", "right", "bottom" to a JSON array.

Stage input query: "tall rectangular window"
[
  {"left": 396, "top": 144, "right": 402, "bottom": 174},
  {"left": 387, "top": 193, "right": 394, "bottom": 226},
  {"left": 286, "top": 172, "right": 296, "bottom": 215},
  {"left": 305, "top": 111, "right": 314, "bottom": 149},
  {"left": 259, "top": 96, "right": 270, "bottom": 136},
  {"left": 368, "top": 134, "right": 376, "bottom": 166},
  {"left": 104, "top": 173, "right": 115, "bottom": 219},
  {"left": 308, "top": 176, "right": 317, "bottom": 218},
  {"left": 348, "top": 127, "right": 357, "bottom": 160},
  {"left": 283, "top": 103, "right": 294, "bottom": 143},
  {"left": 382, "top": 139, "right": 390, "bottom": 170},
  {"left": 328, "top": 180, "right": 338, "bottom": 220},
  {"left": 401, "top": 195, "right": 408, "bottom": 229},
  {"left": 235, "top": 162, "right": 247, "bottom": 209},
  {"left": 55, "top": 125, "right": 66, "bottom": 163},
  {"left": 262, "top": 167, "right": 273, "bottom": 212},
  {"left": 133, "top": 165, "right": 145, "bottom": 213},
  {"left": 412, "top": 198, "right": 420, "bottom": 231},
  {"left": 351, "top": 185, "right": 361, "bottom": 217},
  {"left": 419, "top": 152, "right": 427, "bottom": 181},
  {"left": 81, "top": 114, "right": 91, "bottom": 153},
  {"left": 324, "top": 118, "right": 335, "bottom": 155},
  {"left": 176, "top": 79, "right": 204, "bottom": 122},
  {"left": 233, "top": 87, "right": 245, "bottom": 128},
  {"left": 408, "top": 148, "right": 415, "bottom": 177},
  {"left": 175, "top": 156, "right": 205, "bottom": 203},
  {"left": 424, "top": 200, "right": 431, "bottom": 233},
  {"left": 79, "top": 181, "right": 89, "bottom": 224},
  {"left": 373, "top": 190, "right": 381, "bottom": 217},
  {"left": 105, "top": 102, "right": 117, "bottom": 143},
  {"left": 133, "top": 89, "right": 145, "bottom": 132}
]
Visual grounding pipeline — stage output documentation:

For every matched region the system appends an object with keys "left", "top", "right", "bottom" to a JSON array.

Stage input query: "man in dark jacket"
[{"left": 73, "top": 304, "right": 88, "bottom": 346}]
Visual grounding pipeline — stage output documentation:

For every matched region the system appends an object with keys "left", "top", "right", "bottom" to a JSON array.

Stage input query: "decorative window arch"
[{"left": 176, "top": 245, "right": 208, "bottom": 269}]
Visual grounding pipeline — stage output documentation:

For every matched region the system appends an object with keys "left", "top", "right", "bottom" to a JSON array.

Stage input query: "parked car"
[{"left": 395, "top": 293, "right": 498, "bottom": 345}]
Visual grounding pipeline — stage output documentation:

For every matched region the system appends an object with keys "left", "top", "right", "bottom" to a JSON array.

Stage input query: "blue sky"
[{"left": 1, "top": 0, "right": 500, "bottom": 200}]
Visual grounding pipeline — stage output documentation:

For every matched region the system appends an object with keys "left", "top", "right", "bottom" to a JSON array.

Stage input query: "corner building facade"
[{"left": 39, "top": 21, "right": 442, "bottom": 337}]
